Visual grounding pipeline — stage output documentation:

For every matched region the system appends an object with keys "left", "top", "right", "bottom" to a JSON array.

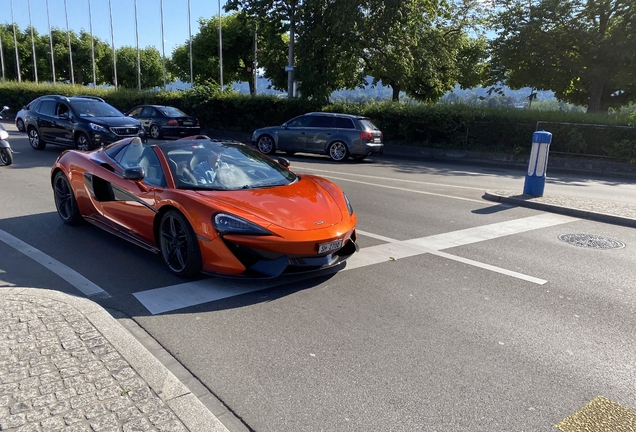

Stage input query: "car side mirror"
[
  {"left": 59, "top": 112, "right": 69, "bottom": 120},
  {"left": 123, "top": 166, "right": 145, "bottom": 180},
  {"left": 277, "top": 157, "right": 290, "bottom": 168}
]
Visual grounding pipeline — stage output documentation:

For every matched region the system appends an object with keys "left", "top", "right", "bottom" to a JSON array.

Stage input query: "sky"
[{"left": 1, "top": 0, "right": 225, "bottom": 56}]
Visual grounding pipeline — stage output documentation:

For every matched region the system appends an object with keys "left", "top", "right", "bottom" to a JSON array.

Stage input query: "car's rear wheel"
[
  {"left": 16, "top": 118, "right": 25, "bottom": 132},
  {"left": 257, "top": 135, "right": 275, "bottom": 155},
  {"left": 53, "top": 171, "right": 82, "bottom": 225},
  {"left": 149, "top": 124, "right": 162, "bottom": 139},
  {"left": 328, "top": 141, "right": 349, "bottom": 162},
  {"left": 0, "top": 148, "right": 12, "bottom": 166},
  {"left": 159, "top": 210, "right": 202, "bottom": 278},
  {"left": 28, "top": 128, "right": 46, "bottom": 150},
  {"left": 75, "top": 133, "right": 93, "bottom": 151}
]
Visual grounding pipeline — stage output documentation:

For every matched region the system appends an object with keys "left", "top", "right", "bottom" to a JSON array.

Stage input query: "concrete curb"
[
  {"left": 0, "top": 287, "right": 230, "bottom": 432},
  {"left": 483, "top": 191, "right": 636, "bottom": 229}
]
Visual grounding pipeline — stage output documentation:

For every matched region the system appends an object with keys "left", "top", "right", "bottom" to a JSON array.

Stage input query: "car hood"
[
  {"left": 195, "top": 177, "right": 344, "bottom": 230},
  {"left": 88, "top": 117, "right": 141, "bottom": 127}
]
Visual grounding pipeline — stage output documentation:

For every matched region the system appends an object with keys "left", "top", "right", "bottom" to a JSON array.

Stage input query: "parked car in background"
[
  {"left": 126, "top": 105, "right": 200, "bottom": 139},
  {"left": 24, "top": 95, "right": 142, "bottom": 151},
  {"left": 251, "top": 112, "right": 384, "bottom": 162}
]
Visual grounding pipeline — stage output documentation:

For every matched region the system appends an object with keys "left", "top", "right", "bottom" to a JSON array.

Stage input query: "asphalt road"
[{"left": 1, "top": 123, "right": 636, "bottom": 432}]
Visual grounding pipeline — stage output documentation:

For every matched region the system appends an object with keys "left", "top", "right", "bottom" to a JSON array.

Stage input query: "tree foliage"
[{"left": 489, "top": 0, "right": 636, "bottom": 113}]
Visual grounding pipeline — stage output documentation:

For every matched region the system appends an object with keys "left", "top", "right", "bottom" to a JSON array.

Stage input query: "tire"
[
  {"left": 149, "top": 124, "right": 162, "bottom": 139},
  {"left": 159, "top": 210, "right": 202, "bottom": 278},
  {"left": 0, "top": 148, "right": 12, "bottom": 166},
  {"left": 256, "top": 135, "right": 275, "bottom": 155},
  {"left": 53, "top": 171, "right": 82, "bottom": 225},
  {"left": 328, "top": 141, "right": 349, "bottom": 162},
  {"left": 16, "top": 118, "right": 25, "bottom": 132},
  {"left": 75, "top": 132, "right": 93, "bottom": 151},
  {"left": 28, "top": 127, "right": 46, "bottom": 150}
]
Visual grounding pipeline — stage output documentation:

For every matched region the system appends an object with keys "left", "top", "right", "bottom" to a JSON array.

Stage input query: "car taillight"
[
  {"left": 360, "top": 131, "right": 373, "bottom": 140},
  {"left": 167, "top": 118, "right": 178, "bottom": 126},
  {"left": 195, "top": 120, "right": 200, "bottom": 126}
]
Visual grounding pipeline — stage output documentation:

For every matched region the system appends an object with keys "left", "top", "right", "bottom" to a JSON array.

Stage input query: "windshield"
[
  {"left": 70, "top": 100, "right": 124, "bottom": 117},
  {"left": 159, "top": 107, "right": 188, "bottom": 117},
  {"left": 160, "top": 141, "right": 298, "bottom": 191}
]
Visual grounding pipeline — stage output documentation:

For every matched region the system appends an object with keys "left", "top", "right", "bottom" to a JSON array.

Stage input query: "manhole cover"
[{"left": 558, "top": 234, "right": 625, "bottom": 250}]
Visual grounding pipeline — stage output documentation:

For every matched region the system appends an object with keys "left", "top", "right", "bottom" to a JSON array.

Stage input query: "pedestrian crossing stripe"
[{"left": 556, "top": 396, "right": 636, "bottom": 432}]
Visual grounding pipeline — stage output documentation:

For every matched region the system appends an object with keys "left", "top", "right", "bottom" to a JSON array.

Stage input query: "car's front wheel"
[
  {"left": 159, "top": 210, "right": 202, "bottom": 278},
  {"left": 16, "top": 118, "right": 25, "bottom": 132},
  {"left": 328, "top": 141, "right": 349, "bottom": 162},
  {"left": 53, "top": 171, "right": 82, "bottom": 225},
  {"left": 28, "top": 128, "right": 46, "bottom": 150},
  {"left": 75, "top": 133, "right": 93, "bottom": 151},
  {"left": 257, "top": 135, "right": 275, "bottom": 155},
  {"left": 149, "top": 124, "right": 162, "bottom": 139}
]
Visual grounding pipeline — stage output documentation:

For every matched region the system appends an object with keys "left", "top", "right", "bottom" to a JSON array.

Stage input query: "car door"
[
  {"left": 89, "top": 142, "right": 162, "bottom": 245},
  {"left": 139, "top": 106, "right": 155, "bottom": 134},
  {"left": 35, "top": 99, "right": 58, "bottom": 141},
  {"left": 50, "top": 102, "right": 75, "bottom": 145},
  {"left": 305, "top": 115, "right": 335, "bottom": 152},
  {"left": 277, "top": 115, "right": 312, "bottom": 150}
]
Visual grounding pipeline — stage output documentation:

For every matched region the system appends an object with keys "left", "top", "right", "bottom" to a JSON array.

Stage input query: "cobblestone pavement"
[
  {"left": 0, "top": 289, "right": 229, "bottom": 432},
  {"left": 484, "top": 190, "right": 636, "bottom": 228}
]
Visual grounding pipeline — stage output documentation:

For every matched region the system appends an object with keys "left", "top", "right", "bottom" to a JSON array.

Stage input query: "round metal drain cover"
[{"left": 558, "top": 234, "right": 625, "bottom": 250}]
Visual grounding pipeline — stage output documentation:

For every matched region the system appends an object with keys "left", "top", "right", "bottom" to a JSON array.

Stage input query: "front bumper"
[{"left": 92, "top": 130, "right": 144, "bottom": 147}]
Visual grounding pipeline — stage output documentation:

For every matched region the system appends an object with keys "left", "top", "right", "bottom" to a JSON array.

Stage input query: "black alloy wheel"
[
  {"left": 53, "top": 172, "right": 82, "bottom": 225},
  {"left": 28, "top": 128, "right": 46, "bottom": 150},
  {"left": 0, "top": 148, "right": 12, "bottom": 166},
  {"left": 159, "top": 210, "right": 202, "bottom": 278},
  {"left": 75, "top": 133, "right": 92, "bottom": 151}
]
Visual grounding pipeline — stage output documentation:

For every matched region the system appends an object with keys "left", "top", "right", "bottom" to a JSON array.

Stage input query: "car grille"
[{"left": 110, "top": 126, "right": 140, "bottom": 136}]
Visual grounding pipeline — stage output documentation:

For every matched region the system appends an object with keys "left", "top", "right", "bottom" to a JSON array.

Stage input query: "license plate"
[
  {"left": 373, "top": 138, "right": 381, "bottom": 143},
  {"left": 183, "top": 121, "right": 193, "bottom": 126},
  {"left": 318, "top": 239, "right": 343, "bottom": 254}
]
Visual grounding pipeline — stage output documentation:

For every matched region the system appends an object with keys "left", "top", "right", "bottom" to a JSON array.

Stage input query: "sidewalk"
[
  {"left": 0, "top": 288, "right": 229, "bottom": 432},
  {"left": 484, "top": 190, "right": 636, "bottom": 228}
]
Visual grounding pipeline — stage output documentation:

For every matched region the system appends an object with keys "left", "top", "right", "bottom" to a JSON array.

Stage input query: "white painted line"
[
  {"left": 311, "top": 175, "right": 487, "bottom": 204},
  {"left": 299, "top": 167, "right": 486, "bottom": 191},
  {"left": 136, "top": 214, "right": 574, "bottom": 314},
  {"left": 0, "top": 229, "right": 110, "bottom": 298}
]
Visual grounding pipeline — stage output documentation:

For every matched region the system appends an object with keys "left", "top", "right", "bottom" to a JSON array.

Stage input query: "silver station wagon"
[{"left": 251, "top": 112, "right": 384, "bottom": 161}]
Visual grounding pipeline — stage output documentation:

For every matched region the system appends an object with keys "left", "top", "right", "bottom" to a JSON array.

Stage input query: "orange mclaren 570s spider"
[{"left": 51, "top": 136, "right": 358, "bottom": 278}]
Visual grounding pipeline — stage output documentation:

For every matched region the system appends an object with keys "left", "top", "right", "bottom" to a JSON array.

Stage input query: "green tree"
[
  {"left": 489, "top": 0, "right": 636, "bottom": 113},
  {"left": 115, "top": 46, "right": 164, "bottom": 89},
  {"left": 169, "top": 13, "right": 258, "bottom": 93},
  {"left": 362, "top": 0, "right": 488, "bottom": 102}
]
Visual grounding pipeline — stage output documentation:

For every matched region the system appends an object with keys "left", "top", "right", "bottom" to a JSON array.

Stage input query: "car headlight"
[
  {"left": 343, "top": 193, "right": 354, "bottom": 216},
  {"left": 213, "top": 213, "right": 272, "bottom": 235},
  {"left": 89, "top": 123, "right": 109, "bottom": 133}
]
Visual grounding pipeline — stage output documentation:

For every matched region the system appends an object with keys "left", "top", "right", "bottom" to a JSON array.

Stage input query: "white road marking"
[
  {"left": 309, "top": 175, "right": 487, "bottom": 204},
  {"left": 299, "top": 167, "right": 486, "bottom": 190},
  {"left": 0, "top": 228, "right": 110, "bottom": 298},
  {"left": 135, "top": 213, "right": 575, "bottom": 314}
]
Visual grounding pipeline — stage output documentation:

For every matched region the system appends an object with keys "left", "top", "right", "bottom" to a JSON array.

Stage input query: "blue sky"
[{"left": 2, "top": 0, "right": 225, "bottom": 55}]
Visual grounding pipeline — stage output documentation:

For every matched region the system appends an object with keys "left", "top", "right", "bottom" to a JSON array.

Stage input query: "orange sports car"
[{"left": 51, "top": 136, "right": 358, "bottom": 278}]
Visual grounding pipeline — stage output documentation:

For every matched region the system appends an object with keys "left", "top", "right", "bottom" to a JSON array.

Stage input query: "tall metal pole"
[
  {"left": 134, "top": 0, "right": 141, "bottom": 90},
  {"left": 218, "top": 0, "right": 223, "bottom": 90},
  {"left": 109, "top": 0, "right": 117, "bottom": 87},
  {"left": 160, "top": 0, "right": 167, "bottom": 89},
  {"left": 188, "top": 0, "right": 193, "bottom": 85},
  {"left": 10, "top": 0, "right": 21, "bottom": 83},
  {"left": 287, "top": 8, "right": 295, "bottom": 98},
  {"left": 46, "top": 0, "right": 56, "bottom": 84},
  {"left": 88, "top": 0, "right": 96, "bottom": 86},
  {"left": 28, "top": 0, "right": 38, "bottom": 84},
  {"left": 64, "top": 0, "right": 74, "bottom": 84},
  {"left": 253, "top": 23, "right": 257, "bottom": 94},
  {"left": 0, "top": 27, "right": 5, "bottom": 82}
]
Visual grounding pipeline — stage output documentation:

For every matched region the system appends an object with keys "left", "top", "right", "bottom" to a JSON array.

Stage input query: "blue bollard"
[{"left": 523, "top": 131, "right": 552, "bottom": 197}]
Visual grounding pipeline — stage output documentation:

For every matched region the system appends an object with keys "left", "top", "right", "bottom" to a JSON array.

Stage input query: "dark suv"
[{"left": 24, "top": 95, "right": 142, "bottom": 151}]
